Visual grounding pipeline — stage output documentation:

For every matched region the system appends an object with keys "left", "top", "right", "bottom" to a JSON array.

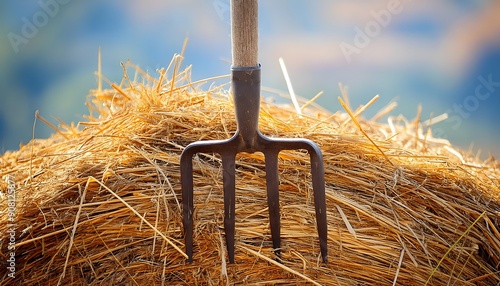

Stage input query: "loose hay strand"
[
  {"left": 342, "top": 94, "right": 379, "bottom": 125},
  {"left": 300, "top": 90, "right": 324, "bottom": 112},
  {"left": 335, "top": 204, "right": 357, "bottom": 238},
  {"left": 92, "top": 176, "right": 188, "bottom": 259},
  {"left": 57, "top": 180, "right": 88, "bottom": 286},
  {"left": 111, "top": 83, "right": 132, "bottom": 101},
  {"left": 92, "top": 225, "right": 140, "bottom": 286},
  {"left": 424, "top": 210, "right": 487, "bottom": 285},
  {"left": 240, "top": 245, "right": 322, "bottom": 286},
  {"left": 279, "top": 57, "right": 301, "bottom": 115},
  {"left": 392, "top": 248, "right": 405, "bottom": 286},
  {"left": 338, "top": 96, "right": 394, "bottom": 166},
  {"left": 35, "top": 111, "right": 69, "bottom": 140}
]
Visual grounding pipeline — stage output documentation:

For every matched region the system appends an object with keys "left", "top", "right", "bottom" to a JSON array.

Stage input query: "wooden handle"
[{"left": 231, "top": 0, "right": 258, "bottom": 67}]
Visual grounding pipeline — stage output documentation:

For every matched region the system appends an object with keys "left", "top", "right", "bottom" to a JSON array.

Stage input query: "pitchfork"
[{"left": 180, "top": 0, "right": 327, "bottom": 263}]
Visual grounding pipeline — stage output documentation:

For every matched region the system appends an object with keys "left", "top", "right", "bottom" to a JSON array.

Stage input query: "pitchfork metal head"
[{"left": 180, "top": 67, "right": 328, "bottom": 263}]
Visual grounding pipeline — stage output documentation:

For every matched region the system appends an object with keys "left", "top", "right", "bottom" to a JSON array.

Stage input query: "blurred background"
[{"left": 1, "top": 0, "right": 499, "bottom": 159}]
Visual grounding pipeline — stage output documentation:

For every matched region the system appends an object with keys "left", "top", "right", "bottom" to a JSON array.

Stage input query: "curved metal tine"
[
  {"left": 266, "top": 137, "right": 328, "bottom": 263},
  {"left": 309, "top": 145, "right": 328, "bottom": 263},
  {"left": 264, "top": 149, "right": 281, "bottom": 261},
  {"left": 180, "top": 144, "right": 196, "bottom": 262},
  {"left": 180, "top": 139, "right": 235, "bottom": 262},
  {"left": 221, "top": 153, "right": 236, "bottom": 263}
]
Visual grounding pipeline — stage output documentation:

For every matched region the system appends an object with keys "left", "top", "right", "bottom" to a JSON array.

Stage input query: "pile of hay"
[{"left": 1, "top": 55, "right": 500, "bottom": 285}]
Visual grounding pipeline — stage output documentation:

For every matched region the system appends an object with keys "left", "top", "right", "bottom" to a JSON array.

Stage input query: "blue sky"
[{"left": 1, "top": 0, "right": 499, "bottom": 158}]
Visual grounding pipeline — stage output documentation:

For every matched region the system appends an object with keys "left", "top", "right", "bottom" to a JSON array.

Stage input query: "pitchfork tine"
[
  {"left": 309, "top": 143, "right": 328, "bottom": 262},
  {"left": 265, "top": 150, "right": 281, "bottom": 260},
  {"left": 180, "top": 145, "right": 195, "bottom": 262},
  {"left": 222, "top": 154, "right": 237, "bottom": 263},
  {"left": 180, "top": 0, "right": 328, "bottom": 263}
]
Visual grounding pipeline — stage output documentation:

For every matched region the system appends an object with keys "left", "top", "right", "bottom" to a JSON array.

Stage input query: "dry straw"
[{"left": 1, "top": 55, "right": 500, "bottom": 285}]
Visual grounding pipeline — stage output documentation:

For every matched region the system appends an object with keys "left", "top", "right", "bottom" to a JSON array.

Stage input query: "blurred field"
[{"left": 1, "top": 0, "right": 499, "bottom": 158}]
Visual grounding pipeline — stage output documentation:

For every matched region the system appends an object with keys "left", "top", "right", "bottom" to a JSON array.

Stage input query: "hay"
[{"left": 1, "top": 55, "right": 500, "bottom": 285}]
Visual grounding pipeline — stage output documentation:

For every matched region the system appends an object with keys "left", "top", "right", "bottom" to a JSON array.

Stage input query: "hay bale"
[{"left": 1, "top": 56, "right": 499, "bottom": 285}]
